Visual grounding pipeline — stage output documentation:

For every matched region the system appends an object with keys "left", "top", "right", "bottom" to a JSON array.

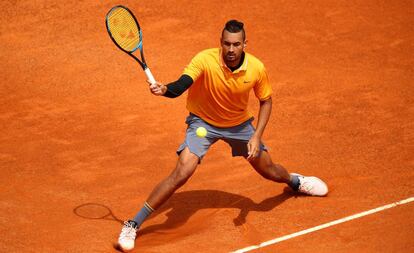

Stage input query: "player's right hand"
[{"left": 149, "top": 81, "right": 167, "bottom": 96}]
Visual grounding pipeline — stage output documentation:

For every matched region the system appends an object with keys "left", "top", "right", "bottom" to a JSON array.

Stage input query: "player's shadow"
[{"left": 137, "top": 187, "right": 295, "bottom": 237}]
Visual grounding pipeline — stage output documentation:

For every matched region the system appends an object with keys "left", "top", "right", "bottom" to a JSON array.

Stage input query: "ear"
[{"left": 243, "top": 40, "right": 248, "bottom": 48}]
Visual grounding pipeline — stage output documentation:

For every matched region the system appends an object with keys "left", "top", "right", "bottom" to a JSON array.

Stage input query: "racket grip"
[{"left": 144, "top": 67, "right": 156, "bottom": 85}]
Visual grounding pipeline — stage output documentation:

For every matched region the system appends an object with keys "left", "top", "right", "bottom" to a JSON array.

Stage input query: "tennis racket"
[{"left": 105, "top": 5, "right": 156, "bottom": 84}]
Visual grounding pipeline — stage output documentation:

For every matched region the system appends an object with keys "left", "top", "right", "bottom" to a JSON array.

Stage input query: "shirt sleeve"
[
  {"left": 182, "top": 52, "right": 205, "bottom": 81},
  {"left": 254, "top": 65, "right": 273, "bottom": 101}
]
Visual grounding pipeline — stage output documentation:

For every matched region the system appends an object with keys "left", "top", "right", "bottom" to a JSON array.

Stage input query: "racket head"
[{"left": 105, "top": 5, "right": 142, "bottom": 53}]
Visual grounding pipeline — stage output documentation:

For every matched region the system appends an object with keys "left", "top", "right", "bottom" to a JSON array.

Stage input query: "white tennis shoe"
[
  {"left": 118, "top": 220, "right": 138, "bottom": 252},
  {"left": 291, "top": 173, "right": 328, "bottom": 196}
]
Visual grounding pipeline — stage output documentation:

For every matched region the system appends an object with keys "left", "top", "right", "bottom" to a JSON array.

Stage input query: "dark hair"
[{"left": 222, "top": 19, "right": 245, "bottom": 40}]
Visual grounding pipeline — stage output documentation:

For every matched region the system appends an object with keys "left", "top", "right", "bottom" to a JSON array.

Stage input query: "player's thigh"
[{"left": 174, "top": 147, "right": 200, "bottom": 179}]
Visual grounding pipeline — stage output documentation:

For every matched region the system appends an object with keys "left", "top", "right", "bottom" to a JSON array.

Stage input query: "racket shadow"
[
  {"left": 137, "top": 187, "right": 295, "bottom": 237},
  {"left": 73, "top": 203, "right": 124, "bottom": 225}
]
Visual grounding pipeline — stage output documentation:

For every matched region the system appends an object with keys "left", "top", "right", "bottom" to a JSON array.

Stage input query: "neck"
[{"left": 226, "top": 52, "right": 245, "bottom": 72}]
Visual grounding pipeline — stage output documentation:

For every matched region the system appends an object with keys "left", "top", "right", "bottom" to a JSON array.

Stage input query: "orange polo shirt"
[{"left": 183, "top": 48, "right": 272, "bottom": 127}]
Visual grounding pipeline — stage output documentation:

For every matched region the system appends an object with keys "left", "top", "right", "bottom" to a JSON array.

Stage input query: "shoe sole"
[{"left": 115, "top": 242, "right": 134, "bottom": 252}]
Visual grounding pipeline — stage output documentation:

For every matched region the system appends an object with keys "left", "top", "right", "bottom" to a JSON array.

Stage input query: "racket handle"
[{"left": 144, "top": 67, "right": 156, "bottom": 85}]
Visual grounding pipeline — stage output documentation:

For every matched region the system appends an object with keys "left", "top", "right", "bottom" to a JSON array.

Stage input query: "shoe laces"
[
  {"left": 298, "top": 177, "right": 314, "bottom": 193},
  {"left": 120, "top": 221, "right": 137, "bottom": 240}
]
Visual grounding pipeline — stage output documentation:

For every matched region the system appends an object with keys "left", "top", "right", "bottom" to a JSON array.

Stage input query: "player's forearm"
[
  {"left": 163, "top": 74, "right": 193, "bottom": 98},
  {"left": 254, "top": 98, "right": 272, "bottom": 138}
]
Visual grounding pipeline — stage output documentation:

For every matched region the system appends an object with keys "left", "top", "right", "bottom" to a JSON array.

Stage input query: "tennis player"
[{"left": 117, "top": 20, "right": 328, "bottom": 251}]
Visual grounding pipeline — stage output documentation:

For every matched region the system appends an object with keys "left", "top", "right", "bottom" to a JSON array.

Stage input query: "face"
[{"left": 220, "top": 30, "right": 246, "bottom": 68}]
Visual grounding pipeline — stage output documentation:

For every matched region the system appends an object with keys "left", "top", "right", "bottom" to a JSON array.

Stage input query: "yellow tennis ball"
[{"left": 196, "top": 127, "right": 207, "bottom": 138}]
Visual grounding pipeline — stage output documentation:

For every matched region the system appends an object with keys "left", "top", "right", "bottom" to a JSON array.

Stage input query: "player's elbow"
[{"left": 260, "top": 97, "right": 272, "bottom": 106}]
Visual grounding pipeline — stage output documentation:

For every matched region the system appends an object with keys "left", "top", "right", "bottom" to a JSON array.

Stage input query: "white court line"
[{"left": 230, "top": 196, "right": 414, "bottom": 253}]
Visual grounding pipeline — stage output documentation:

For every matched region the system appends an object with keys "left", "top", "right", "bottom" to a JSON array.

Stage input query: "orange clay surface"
[{"left": 1, "top": 1, "right": 413, "bottom": 252}]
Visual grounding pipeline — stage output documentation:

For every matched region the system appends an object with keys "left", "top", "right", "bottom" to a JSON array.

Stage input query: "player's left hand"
[{"left": 247, "top": 135, "right": 261, "bottom": 161}]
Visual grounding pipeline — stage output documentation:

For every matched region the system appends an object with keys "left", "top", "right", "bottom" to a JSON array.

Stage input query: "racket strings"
[{"left": 107, "top": 7, "right": 142, "bottom": 52}]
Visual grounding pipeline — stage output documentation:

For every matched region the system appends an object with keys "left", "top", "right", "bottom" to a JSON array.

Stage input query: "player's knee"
[
  {"left": 173, "top": 172, "right": 190, "bottom": 187},
  {"left": 171, "top": 165, "right": 195, "bottom": 187}
]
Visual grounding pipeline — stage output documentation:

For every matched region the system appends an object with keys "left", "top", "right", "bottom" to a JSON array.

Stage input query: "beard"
[{"left": 225, "top": 52, "right": 238, "bottom": 62}]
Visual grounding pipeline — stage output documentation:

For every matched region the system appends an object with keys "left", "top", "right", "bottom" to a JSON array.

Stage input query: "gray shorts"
[{"left": 177, "top": 113, "right": 268, "bottom": 161}]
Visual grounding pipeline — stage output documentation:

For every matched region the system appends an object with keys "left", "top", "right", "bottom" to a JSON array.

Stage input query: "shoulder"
[
  {"left": 193, "top": 48, "right": 219, "bottom": 60},
  {"left": 189, "top": 48, "right": 220, "bottom": 69},
  {"left": 245, "top": 52, "right": 265, "bottom": 70}
]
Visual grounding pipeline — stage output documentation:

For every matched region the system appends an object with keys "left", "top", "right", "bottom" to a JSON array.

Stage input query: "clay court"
[{"left": 1, "top": 0, "right": 413, "bottom": 252}]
